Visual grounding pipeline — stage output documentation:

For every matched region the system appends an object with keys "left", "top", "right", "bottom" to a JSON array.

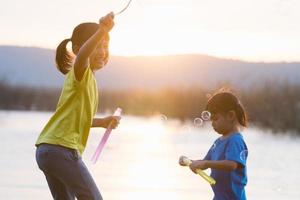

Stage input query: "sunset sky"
[{"left": 0, "top": 0, "right": 299, "bottom": 61}]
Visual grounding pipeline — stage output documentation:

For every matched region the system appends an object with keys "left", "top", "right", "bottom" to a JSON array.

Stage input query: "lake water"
[{"left": 0, "top": 111, "right": 299, "bottom": 200}]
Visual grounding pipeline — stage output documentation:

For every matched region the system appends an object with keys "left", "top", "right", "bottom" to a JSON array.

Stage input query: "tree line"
[{"left": 1, "top": 80, "right": 299, "bottom": 134}]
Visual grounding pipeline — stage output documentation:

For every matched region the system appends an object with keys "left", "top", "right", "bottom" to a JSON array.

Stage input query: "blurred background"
[{"left": 0, "top": 0, "right": 300, "bottom": 199}]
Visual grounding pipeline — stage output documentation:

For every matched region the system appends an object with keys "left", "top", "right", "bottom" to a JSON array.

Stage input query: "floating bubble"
[
  {"left": 181, "top": 125, "right": 192, "bottom": 133},
  {"left": 240, "top": 150, "right": 248, "bottom": 161},
  {"left": 201, "top": 111, "right": 211, "bottom": 121},
  {"left": 159, "top": 114, "right": 168, "bottom": 122},
  {"left": 193, "top": 118, "right": 203, "bottom": 127}
]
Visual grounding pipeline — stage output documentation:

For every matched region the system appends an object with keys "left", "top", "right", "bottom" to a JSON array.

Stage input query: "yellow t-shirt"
[{"left": 35, "top": 66, "right": 98, "bottom": 155}]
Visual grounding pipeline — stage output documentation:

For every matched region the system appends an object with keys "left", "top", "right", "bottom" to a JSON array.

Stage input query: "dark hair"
[
  {"left": 55, "top": 23, "right": 99, "bottom": 75},
  {"left": 206, "top": 92, "right": 248, "bottom": 127}
]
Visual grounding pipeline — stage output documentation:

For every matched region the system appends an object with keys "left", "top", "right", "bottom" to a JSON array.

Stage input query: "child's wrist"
[
  {"left": 203, "top": 160, "right": 209, "bottom": 169},
  {"left": 98, "top": 26, "right": 109, "bottom": 35}
]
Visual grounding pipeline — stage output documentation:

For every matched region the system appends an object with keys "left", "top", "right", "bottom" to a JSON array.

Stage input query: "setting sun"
[{"left": 1, "top": 0, "right": 299, "bottom": 62}]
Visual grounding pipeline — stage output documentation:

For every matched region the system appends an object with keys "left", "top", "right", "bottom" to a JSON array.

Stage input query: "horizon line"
[{"left": 1, "top": 44, "right": 299, "bottom": 64}]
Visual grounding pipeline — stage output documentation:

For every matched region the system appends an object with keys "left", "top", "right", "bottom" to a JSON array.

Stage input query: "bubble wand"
[
  {"left": 180, "top": 156, "right": 216, "bottom": 185},
  {"left": 91, "top": 108, "right": 122, "bottom": 164},
  {"left": 114, "top": 0, "right": 133, "bottom": 16},
  {"left": 91, "top": 0, "right": 131, "bottom": 163}
]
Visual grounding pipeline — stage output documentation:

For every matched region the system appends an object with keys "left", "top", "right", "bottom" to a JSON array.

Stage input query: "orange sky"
[{"left": 1, "top": 0, "right": 299, "bottom": 62}]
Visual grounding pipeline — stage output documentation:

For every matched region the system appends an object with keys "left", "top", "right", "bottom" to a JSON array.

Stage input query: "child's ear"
[{"left": 227, "top": 110, "right": 236, "bottom": 121}]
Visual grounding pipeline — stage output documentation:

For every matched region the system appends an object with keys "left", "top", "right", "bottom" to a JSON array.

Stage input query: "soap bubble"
[
  {"left": 159, "top": 114, "right": 168, "bottom": 122},
  {"left": 194, "top": 118, "right": 203, "bottom": 127},
  {"left": 181, "top": 125, "right": 192, "bottom": 133},
  {"left": 240, "top": 150, "right": 248, "bottom": 161},
  {"left": 201, "top": 111, "right": 211, "bottom": 121}
]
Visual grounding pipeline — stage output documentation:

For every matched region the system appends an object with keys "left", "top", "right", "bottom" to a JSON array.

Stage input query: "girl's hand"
[
  {"left": 99, "top": 12, "right": 115, "bottom": 33},
  {"left": 189, "top": 160, "right": 208, "bottom": 173},
  {"left": 102, "top": 116, "right": 120, "bottom": 129}
]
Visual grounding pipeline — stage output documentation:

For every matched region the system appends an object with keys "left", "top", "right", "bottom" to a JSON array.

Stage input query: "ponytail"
[
  {"left": 55, "top": 22, "right": 105, "bottom": 74},
  {"left": 235, "top": 102, "right": 248, "bottom": 127},
  {"left": 55, "top": 38, "right": 73, "bottom": 75}
]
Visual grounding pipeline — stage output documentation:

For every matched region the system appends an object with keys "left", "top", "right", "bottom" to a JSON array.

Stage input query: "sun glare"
[{"left": 1, "top": 0, "right": 299, "bottom": 62}]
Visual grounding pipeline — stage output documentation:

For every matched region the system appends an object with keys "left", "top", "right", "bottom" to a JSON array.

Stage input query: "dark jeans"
[{"left": 36, "top": 143, "right": 103, "bottom": 200}]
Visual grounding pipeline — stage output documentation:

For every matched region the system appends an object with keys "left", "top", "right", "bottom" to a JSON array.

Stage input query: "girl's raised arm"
[{"left": 74, "top": 12, "right": 114, "bottom": 81}]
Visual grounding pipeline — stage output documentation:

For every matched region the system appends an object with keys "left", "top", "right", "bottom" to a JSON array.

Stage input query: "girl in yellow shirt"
[{"left": 35, "top": 12, "right": 118, "bottom": 200}]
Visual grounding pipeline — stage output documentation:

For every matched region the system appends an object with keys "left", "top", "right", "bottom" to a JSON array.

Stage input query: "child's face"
[
  {"left": 210, "top": 112, "right": 232, "bottom": 135},
  {"left": 90, "top": 39, "right": 109, "bottom": 71}
]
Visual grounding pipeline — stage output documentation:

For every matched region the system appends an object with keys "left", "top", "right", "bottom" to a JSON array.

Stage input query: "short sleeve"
[
  {"left": 203, "top": 150, "right": 211, "bottom": 160},
  {"left": 225, "top": 136, "right": 248, "bottom": 167},
  {"left": 72, "top": 66, "right": 91, "bottom": 84},
  {"left": 69, "top": 65, "right": 91, "bottom": 89},
  {"left": 203, "top": 142, "right": 217, "bottom": 160}
]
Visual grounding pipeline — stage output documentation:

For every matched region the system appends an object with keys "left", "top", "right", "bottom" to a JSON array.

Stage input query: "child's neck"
[{"left": 221, "top": 126, "right": 240, "bottom": 139}]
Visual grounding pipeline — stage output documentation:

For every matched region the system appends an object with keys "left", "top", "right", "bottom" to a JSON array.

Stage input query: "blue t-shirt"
[{"left": 204, "top": 133, "right": 248, "bottom": 200}]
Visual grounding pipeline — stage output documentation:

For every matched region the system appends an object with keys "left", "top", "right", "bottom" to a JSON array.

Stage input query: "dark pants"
[{"left": 36, "top": 143, "right": 103, "bottom": 200}]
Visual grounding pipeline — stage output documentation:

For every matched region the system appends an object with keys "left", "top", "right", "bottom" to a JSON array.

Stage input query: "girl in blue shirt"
[{"left": 180, "top": 92, "right": 248, "bottom": 200}]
